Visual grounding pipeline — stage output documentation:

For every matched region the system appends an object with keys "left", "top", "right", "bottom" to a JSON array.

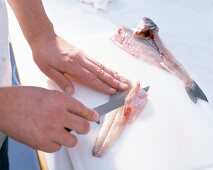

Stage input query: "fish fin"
[{"left": 185, "top": 80, "right": 208, "bottom": 103}]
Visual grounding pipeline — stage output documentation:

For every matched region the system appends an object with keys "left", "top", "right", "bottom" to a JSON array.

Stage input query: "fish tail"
[{"left": 185, "top": 80, "right": 208, "bottom": 103}]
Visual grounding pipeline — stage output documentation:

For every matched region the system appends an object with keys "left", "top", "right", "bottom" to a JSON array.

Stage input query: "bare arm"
[
  {"left": 7, "top": 0, "right": 55, "bottom": 45},
  {"left": 1, "top": 0, "right": 129, "bottom": 152},
  {"left": 7, "top": 0, "right": 129, "bottom": 94}
]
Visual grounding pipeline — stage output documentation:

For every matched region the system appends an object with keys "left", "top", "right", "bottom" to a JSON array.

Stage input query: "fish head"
[
  {"left": 133, "top": 18, "right": 165, "bottom": 60},
  {"left": 134, "top": 17, "right": 159, "bottom": 39}
]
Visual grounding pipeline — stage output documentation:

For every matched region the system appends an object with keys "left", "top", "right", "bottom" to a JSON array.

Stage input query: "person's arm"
[
  {"left": 7, "top": 0, "right": 54, "bottom": 46},
  {"left": 7, "top": 0, "right": 129, "bottom": 95}
]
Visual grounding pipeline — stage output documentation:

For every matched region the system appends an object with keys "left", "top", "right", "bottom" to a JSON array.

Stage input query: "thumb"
[{"left": 47, "top": 68, "right": 74, "bottom": 95}]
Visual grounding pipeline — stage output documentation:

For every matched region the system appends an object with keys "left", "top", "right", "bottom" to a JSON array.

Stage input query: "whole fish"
[
  {"left": 93, "top": 82, "right": 148, "bottom": 157},
  {"left": 112, "top": 17, "right": 208, "bottom": 103}
]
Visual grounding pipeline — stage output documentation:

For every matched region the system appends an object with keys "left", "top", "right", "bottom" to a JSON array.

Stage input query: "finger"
[
  {"left": 57, "top": 129, "right": 77, "bottom": 148},
  {"left": 65, "top": 97, "right": 99, "bottom": 122},
  {"left": 63, "top": 112, "right": 90, "bottom": 134},
  {"left": 87, "top": 57, "right": 129, "bottom": 83},
  {"left": 47, "top": 67, "right": 74, "bottom": 95},
  {"left": 63, "top": 57, "right": 118, "bottom": 94},
  {"left": 79, "top": 59, "right": 129, "bottom": 91},
  {"left": 66, "top": 64, "right": 117, "bottom": 94},
  {"left": 41, "top": 142, "right": 62, "bottom": 153}
]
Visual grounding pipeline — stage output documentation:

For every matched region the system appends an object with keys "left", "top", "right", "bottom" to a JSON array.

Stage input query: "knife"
[
  {"left": 94, "top": 86, "right": 150, "bottom": 124},
  {"left": 65, "top": 86, "right": 150, "bottom": 130}
]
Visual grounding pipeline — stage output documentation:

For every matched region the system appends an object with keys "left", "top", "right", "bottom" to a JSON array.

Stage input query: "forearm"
[
  {"left": 7, "top": 0, "right": 55, "bottom": 46},
  {"left": 0, "top": 87, "right": 12, "bottom": 131}
]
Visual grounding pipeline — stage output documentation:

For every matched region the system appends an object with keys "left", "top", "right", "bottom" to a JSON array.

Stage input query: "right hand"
[{"left": 0, "top": 86, "right": 99, "bottom": 152}]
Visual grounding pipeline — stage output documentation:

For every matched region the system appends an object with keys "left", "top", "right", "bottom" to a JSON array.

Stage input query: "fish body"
[
  {"left": 92, "top": 82, "right": 148, "bottom": 157},
  {"left": 112, "top": 17, "right": 208, "bottom": 103}
]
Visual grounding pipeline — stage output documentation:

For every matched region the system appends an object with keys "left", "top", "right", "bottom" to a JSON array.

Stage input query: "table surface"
[{"left": 7, "top": 0, "right": 213, "bottom": 169}]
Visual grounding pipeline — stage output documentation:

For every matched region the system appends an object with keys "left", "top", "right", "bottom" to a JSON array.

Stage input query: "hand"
[
  {"left": 0, "top": 87, "right": 99, "bottom": 152},
  {"left": 31, "top": 34, "right": 129, "bottom": 95}
]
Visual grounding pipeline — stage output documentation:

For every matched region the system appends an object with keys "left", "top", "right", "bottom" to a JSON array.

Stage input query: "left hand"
[{"left": 31, "top": 34, "right": 129, "bottom": 95}]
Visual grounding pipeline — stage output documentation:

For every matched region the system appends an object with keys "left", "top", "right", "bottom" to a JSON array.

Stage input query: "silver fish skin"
[
  {"left": 92, "top": 82, "right": 148, "bottom": 157},
  {"left": 112, "top": 17, "right": 208, "bottom": 103}
]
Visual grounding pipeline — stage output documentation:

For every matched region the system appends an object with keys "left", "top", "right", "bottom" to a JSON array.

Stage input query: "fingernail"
[
  {"left": 65, "top": 87, "right": 73, "bottom": 95},
  {"left": 108, "top": 88, "right": 116, "bottom": 94},
  {"left": 119, "top": 76, "right": 128, "bottom": 83},
  {"left": 120, "top": 83, "right": 129, "bottom": 89},
  {"left": 93, "top": 112, "right": 99, "bottom": 122}
]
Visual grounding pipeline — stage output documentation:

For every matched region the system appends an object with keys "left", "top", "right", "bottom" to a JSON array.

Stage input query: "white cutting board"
[
  {"left": 67, "top": 34, "right": 213, "bottom": 170},
  {"left": 7, "top": 0, "right": 213, "bottom": 169}
]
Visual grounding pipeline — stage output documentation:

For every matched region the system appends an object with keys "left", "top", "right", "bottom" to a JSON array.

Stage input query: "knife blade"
[
  {"left": 93, "top": 86, "right": 150, "bottom": 118},
  {"left": 65, "top": 86, "right": 150, "bottom": 129}
]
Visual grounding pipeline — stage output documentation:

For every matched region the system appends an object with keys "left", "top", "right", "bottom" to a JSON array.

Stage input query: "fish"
[
  {"left": 80, "top": 0, "right": 112, "bottom": 10},
  {"left": 92, "top": 82, "right": 148, "bottom": 157},
  {"left": 112, "top": 17, "right": 208, "bottom": 103}
]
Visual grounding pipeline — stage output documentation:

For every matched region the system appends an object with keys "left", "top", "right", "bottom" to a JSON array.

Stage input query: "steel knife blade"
[{"left": 93, "top": 86, "right": 150, "bottom": 118}]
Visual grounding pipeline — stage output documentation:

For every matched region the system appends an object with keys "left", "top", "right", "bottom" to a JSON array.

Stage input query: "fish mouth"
[
  {"left": 134, "top": 17, "right": 159, "bottom": 39},
  {"left": 133, "top": 18, "right": 164, "bottom": 57}
]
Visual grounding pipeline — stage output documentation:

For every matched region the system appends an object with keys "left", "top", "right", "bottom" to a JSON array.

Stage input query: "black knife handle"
[{"left": 65, "top": 128, "right": 72, "bottom": 132}]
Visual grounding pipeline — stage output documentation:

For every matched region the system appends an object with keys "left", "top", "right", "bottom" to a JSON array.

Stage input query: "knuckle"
[
  {"left": 80, "top": 120, "right": 90, "bottom": 134},
  {"left": 109, "top": 76, "right": 115, "bottom": 82},
  {"left": 114, "top": 71, "right": 118, "bottom": 75},
  {"left": 63, "top": 55, "right": 70, "bottom": 62},
  {"left": 112, "top": 72, "right": 119, "bottom": 79},
  {"left": 87, "top": 110, "right": 94, "bottom": 121},
  {"left": 112, "top": 78, "right": 120, "bottom": 87},
  {"left": 109, "top": 76, "right": 117, "bottom": 85},
  {"left": 96, "top": 68, "right": 105, "bottom": 77},
  {"left": 98, "top": 63, "right": 105, "bottom": 70},
  {"left": 87, "top": 73, "right": 96, "bottom": 81},
  {"left": 74, "top": 52, "right": 84, "bottom": 61},
  {"left": 66, "top": 58, "right": 75, "bottom": 67}
]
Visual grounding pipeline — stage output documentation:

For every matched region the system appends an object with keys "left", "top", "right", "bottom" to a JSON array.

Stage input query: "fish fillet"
[{"left": 92, "top": 82, "right": 148, "bottom": 157}]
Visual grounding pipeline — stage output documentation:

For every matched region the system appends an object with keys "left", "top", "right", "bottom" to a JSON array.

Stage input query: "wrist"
[{"left": 28, "top": 22, "right": 56, "bottom": 49}]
